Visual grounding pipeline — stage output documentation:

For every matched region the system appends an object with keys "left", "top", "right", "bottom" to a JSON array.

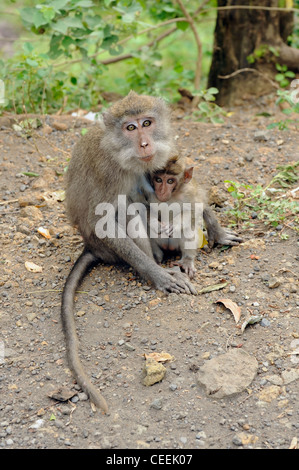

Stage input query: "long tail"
[{"left": 61, "top": 250, "right": 108, "bottom": 413}]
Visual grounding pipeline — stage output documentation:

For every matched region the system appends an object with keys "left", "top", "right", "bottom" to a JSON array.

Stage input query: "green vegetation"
[
  {"left": 0, "top": 0, "right": 298, "bottom": 129},
  {"left": 0, "top": 0, "right": 217, "bottom": 114},
  {"left": 225, "top": 162, "right": 299, "bottom": 238}
]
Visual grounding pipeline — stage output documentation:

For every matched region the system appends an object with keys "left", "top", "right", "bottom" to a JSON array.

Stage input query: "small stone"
[
  {"left": 253, "top": 130, "right": 269, "bottom": 142},
  {"left": 78, "top": 392, "right": 88, "bottom": 401},
  {"left": 26, "top": 312, "right": 37, "bottom": 322},
  {"left": 76, "top": 310, "right": 86, "bottom": 317},
  {"left": 268, "top": 278, "right": 280, "bottom": 289},
  {"left": 150, "top": 398, "right": 162, "bottom": 410},
  {"left": 209, "top": 261, "right": 219, "bottom": 269},
  {"left": 143, "top": 358, "right": 166, "bottom": 386},
  {"left": 232, "top": 436, "right": 243, "bottom": 446},
  {"left": 266, "top": 374, "right": 283, "bottom": 386},
  {"left": 52, "top": 121, "right": 68, "bottom": 131},
  {"left": 258, "top": 385, "right": 281, "bottom": 403},
  {"left": 260, "top": 318, "right": 271, "bottom": 327},
  {"left": 281, "top": 369, "right": 299, "bottom": 384}
]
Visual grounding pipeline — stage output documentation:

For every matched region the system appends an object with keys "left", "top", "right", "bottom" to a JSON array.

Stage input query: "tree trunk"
[{"left": 208, "top": 0, "right": 299, "bottom": 106}]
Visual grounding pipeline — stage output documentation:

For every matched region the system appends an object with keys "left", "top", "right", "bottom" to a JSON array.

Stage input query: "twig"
[
  {"left": 218, "top": 68, "right": 279, "bottom": 89},
  {"left": 100, "top": 27, "right": 177, "bottom": 66},
  {"left": 0, "top": 199, "right": 18, "bottom": 205}
]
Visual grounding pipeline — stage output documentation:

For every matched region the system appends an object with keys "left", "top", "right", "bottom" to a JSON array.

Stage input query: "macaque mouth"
[{"left": 140, "top": 155, "right": 154, "bottom": 162}]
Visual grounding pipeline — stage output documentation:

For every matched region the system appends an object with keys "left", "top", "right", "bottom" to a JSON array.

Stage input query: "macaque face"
[
  {"left": 152, "top": 166, "right": 193, "bottom": 202},
  {"left": 153, "top": 173, "right": 177, "bottom": 202},
  {"left": 122, "top": 117, "right": 156, "bottom": 162}
]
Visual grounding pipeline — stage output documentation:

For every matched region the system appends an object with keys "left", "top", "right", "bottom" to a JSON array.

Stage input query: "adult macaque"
[
  {"left": 137, "top": 155, "right": 242, "bottom": 279},
  {"left": 61, "top": 92, "right": 196, "bottom": 412}
]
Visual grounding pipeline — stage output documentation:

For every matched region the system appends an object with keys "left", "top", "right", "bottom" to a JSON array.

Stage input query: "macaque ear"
[
  {"left": 102, "top": 111, "right": 116, "bottom": 128},
  {"left": 184, "top": 167, "right": 194, "bottom": 184}
]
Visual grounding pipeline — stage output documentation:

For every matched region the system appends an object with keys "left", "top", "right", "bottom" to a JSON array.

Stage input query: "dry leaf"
[
  {"left": 198, "top": 281, "right": 228, "bottom": 295},
  {"left": 37, "top": 226, "right": 51, "bottom": 239},
  {"left": 25, "top": 261, "right": 43, "bottom": 273},
  {"left": 216, "top": 298, "right": 241, "bottom": 323},
  {"left": 144, "top": 351, "right": 174, "bottom": 363},
  {"left": 241, "top": 315, "right": 263, "bottom": 333}
]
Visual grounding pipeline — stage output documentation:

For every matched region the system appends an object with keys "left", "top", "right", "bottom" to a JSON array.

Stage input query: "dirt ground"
[{"left": 0, "top": 94, "right": 298, "bottom": 451}]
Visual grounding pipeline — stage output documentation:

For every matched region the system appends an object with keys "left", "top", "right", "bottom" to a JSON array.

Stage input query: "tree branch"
[
  {"left": 218, "top": 68, "right": 279, "bottom": 89},
  {"left": 101, "top": 27, "right": 177, "bottom": 66},
  {"left": 174, "top": 0, "right": 203, "bottom": 107}
]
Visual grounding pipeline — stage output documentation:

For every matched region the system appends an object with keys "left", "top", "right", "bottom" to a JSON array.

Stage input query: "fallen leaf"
[
  {"left": 25, "top": 261, "right": 43, "bottom": 273},
  {"left": 241, "top": 315, "right": 263, "bottom": 333},
  {"left": 21, "top": 171, "right": 40, "bottom": 178},
  {"left": 144, "top": 351, "right": 174, "bottom": 363},
  {"left": 37, "top": 226, "right": 51, "bottom": 239},
  {"left": 216, "top": 298, "right": 241, "bottom": 323},
  {"left": 198, "top": 281, "right": 228, "bottom": 295}
]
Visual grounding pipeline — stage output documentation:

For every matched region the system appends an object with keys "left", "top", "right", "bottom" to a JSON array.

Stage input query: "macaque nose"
[{"left": 141, "top": 141, "right": 148, "bottom": 148}]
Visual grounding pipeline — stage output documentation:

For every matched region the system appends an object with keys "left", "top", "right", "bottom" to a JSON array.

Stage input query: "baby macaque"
[{"left": 137, "top": 155, "right": 242, "bottom": 279}]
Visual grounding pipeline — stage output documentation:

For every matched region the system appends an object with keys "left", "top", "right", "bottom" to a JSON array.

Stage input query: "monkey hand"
[
  {"left": 154, "top": 267, "right": 197, "bottom": 295},
  {"left": 171, "top": 259, "right": 197, "bottom": 280},
  {"left": 208, "top": 227, "right": 243, "bottom": 248}
]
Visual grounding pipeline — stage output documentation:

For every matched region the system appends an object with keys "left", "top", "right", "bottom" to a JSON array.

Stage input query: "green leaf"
[
  {"left": 176, "top": 21, "right": 189, "bottom": 31},
  {"left": 275, "top": 73, "right": 285, "bottom": 82},
  {"left": 52, "top": 16, "right": 84, "bottom": 34},
  {"left": 85, "top": 14, "right": 102, "bottom": 29},
  {"left": 72, "top": 0, "right": 94, "bottom": 7},
  {"left": 49, "top": 0, "right": 70, "bottom": 12},
  {"left": 101, "top": 34, "right": 119, "bottom": 50},
  {"left": 40, "top": 6, "right": 56, "bottom": 21},
  {"left": 22, "top": 171, "right": 40, "bottom": 177},
  {"left": 21, "top": 7, "right": 49, "bottom": 28},
  {"left": 207, "top": 87, "right": 219, "bottom": 95},
  {"left": 280, "top": 78, "right": 290, "bottom": 87},
  {"left": 285, "top": 70, "right": 295, "bottom": 78},
  {"left": 198, "top": 102, "right": 210, "bottom": 113},
  {"left": 26, "top": 58, "right": 38, "bottom": 67},
  {"left": 23, "top": 42, "right": 34, "bottom": 54}
]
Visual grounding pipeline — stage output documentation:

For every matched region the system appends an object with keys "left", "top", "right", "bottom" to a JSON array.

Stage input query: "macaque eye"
[
  {"left": 143, "top": 120, "right": 151, "bottom": 127},
  {"left": 127, "top": 124, "right": 136, "bottom": 131},
  {"left": 167, "top": 179, "right": 175, "bottom": 184},
  {"left": 155, "top": 177, "right": 162, "bottom": 183}
]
